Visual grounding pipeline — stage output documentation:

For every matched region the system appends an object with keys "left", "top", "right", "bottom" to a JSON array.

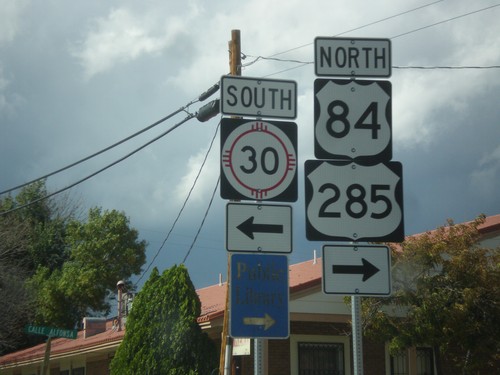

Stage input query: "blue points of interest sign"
[{"left": 230, "top": 254, "right": 289, "bottom": 339}]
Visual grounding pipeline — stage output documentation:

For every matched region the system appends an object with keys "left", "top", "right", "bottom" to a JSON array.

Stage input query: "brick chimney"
[{"left": 83, "top": 317, "right": 107, "bottom": 338}]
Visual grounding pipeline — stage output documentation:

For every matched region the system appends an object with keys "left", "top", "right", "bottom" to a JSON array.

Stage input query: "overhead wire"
[
  {"left": 242, "top": 0, "right": 445, "bottom": 68},
  {"left": 0, "top": 101, "right": 198, "bottom": 196},
  {"left": 182, "top": 176, "right": 220, "bottom": 265},
  {"left": 243, "top": 2, "right": 500, "bottom": 77},
  {"left": 391, "top": 3, "right": 500, "bottom": 39},
  {"left": 0, "top": 113, "right": 196, "bottom": 216},
  {"left": 134, "top": 118, "right": 221, "bottom": 286}
]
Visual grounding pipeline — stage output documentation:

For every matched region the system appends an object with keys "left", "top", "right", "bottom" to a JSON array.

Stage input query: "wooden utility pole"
[{"left": 219, "top": 29, "right": 241, "bottom": 375}]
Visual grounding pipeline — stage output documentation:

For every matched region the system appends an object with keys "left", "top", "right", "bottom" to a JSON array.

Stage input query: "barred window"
[
  {"left": 416, "top": 347, "right": 434, "bottom": 375},
  {"left": 298, "top": 342, "right": 344, "bottom": 375},
  {"left": 390, "top": 351, "right": 408, "bottom": 375}
]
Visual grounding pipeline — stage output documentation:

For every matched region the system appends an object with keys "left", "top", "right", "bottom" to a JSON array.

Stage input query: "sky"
[{"left": 1, "top": 0, "right": 499, "bottom": 293}]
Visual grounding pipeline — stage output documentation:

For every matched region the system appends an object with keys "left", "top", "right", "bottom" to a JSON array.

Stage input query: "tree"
[
  {"left": 110, "top": 265, "right": 217, "bottom": 375},
  {"left": 363, "top": 215, "right": 500, "bottom": 374},
  {"left": 0, "top": 181, "right": 147, "bottom": 353},
  {"left": 28, "top": 207, "right": 147, "bottom": 328}
]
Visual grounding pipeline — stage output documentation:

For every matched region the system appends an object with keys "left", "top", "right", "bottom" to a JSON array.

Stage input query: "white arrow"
[{"left": 243, "top": 313, "right": 276, "bottom": 330}]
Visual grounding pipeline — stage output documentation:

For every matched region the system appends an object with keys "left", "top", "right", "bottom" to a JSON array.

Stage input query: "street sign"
[
  {"left": 314, "top": 79, "right": 392, "bottom": 164},
  {"left": 24, "top": 325, "right": 78, "bottom": 339},
  {"left": 304, "top": 160, "right": 404, "bottom": 242},
  {"left": 220, "top": 75, "right": 297, "bottom": 119},
  {"left": 230, "top": 253, "right": 289, "bottom": 338},
  {"left": 315, "top": 37, "right": 391, "bottom": 77},
  {"left": 322, "top": 244, "right": 392, "bottom": 296},
  {"left": 220, "top": 118, "right": 298, "bottom": 201},
  {"left": 226, "top": 203, "right": 292, "bottom": 253}
]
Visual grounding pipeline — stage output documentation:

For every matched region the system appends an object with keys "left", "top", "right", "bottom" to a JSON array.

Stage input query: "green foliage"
[
  {"left": 1, "top": 182, "right": 147, "bottom": 337},
  {"left": 110, "top": 265, "right": 217, "bottom": 375},
  {"left": 28, "top": 207, "right": 147, "bottom": 328},
  {"left": 363, "top": 215, "right": 500, "bottom": 373}
]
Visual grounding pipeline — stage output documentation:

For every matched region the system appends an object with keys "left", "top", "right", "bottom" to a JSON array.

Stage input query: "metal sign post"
[
  {"left": 352, "top": 296, "right": 364, "bottom": 375},
  {"left": 254, "top": 339, "right": 264, "bottom": 375}
]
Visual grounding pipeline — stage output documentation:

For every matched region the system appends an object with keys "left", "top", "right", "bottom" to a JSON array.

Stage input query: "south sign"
[{"left": 220, "top": 75, "right": 297, "bottom": 119}]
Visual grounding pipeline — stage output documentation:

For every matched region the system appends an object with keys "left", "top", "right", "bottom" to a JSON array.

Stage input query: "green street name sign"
[{"left": 24, "top": 325, "right": 78, "bottom": 340}]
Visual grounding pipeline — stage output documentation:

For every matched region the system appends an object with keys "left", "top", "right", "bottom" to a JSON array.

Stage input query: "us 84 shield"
[
  {"left": 304, "top": 160, "right": 404, "bottom": 242},
  {"left": 314, "top": 79, "right": 392, "bottom": 164}
]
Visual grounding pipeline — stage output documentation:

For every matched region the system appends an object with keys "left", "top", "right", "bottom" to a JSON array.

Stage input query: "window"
[
  {"left": 72, "top": 368, "right": 85, "bottom": 375},
  {"left": 60, "top": 371, "right": 69, "bottom": 375},
  {"left": 416, "top": 348, "right": 434, "bottom": 375},
  {"left": 298, "top": 342, "right": 345, "bottom": 375},
  {"left": 390, "top": 351, "right": 408, "bottom": 375}
]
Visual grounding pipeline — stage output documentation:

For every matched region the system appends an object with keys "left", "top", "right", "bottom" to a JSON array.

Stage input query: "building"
[{"left": 1, "top": 214, "right": 499, "bottom": 375}]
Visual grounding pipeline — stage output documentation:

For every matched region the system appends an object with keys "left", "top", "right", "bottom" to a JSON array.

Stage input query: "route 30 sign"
[
  {"left": 221, "top": 119, "right": 298, "bottom": 201},
  {"left": 314, "top": 79, "right": 392, "bottom": 164},
  {"left": 304, "top": 160, "right": 404, "bottom": 242}
]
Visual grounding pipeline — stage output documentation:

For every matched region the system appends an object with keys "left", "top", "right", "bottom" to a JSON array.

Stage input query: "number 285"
[{"left": 318, "top": 183, "right": 392, "bottom": 219}]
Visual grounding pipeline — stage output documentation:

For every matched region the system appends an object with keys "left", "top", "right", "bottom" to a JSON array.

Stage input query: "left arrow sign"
[
  {"left": 332, "top": 258, "right": 380, "bottom": 282},
  {"left": 237, "top": 216, "right": 284, "bottom": 239}
]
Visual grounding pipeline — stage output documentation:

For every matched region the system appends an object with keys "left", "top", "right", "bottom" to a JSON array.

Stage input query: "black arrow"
[
  {"left": 332, "top": 258, "right": 380, "bottom": 282},
  {"left": 237, "top": 216, "right": 283, "bottom": 240}
]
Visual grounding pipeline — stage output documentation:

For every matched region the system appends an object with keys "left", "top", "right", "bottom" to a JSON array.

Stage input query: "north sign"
[
  {"left": 220, "top": 75, "right": 297, "bottom": 119},
  {"left": 230, "top": 253, "right": 289, "bottom": 339},
  {"left": 226, "top": 203, "right": 292, "bottom": 253},
  {"left": 322, "top": 244, "right": 392, "bottom": 296},
  {"left": 220, "top": 118, "right": 298, "bottom": 201},
  {"left": 314, "top": 79, "right": 392, "bottom": 164},
  {"left": 315, "top": 37, "right": 391, "bottom": 77},
  {"left": 304, "top": 160, "right": 404, "bottom": 242}
]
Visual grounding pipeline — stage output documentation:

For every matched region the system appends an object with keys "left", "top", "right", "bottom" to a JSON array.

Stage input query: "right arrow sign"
[
  {"left": 323, "top": 244, "right": 391, "bottom": 296},
  {"left": 331, "top": 258, "right": 380, "bottom": 282}
]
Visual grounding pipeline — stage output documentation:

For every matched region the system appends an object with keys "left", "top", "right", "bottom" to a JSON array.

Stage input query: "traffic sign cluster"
[
  {"left": 309, "top": 37, "right": 405, "bottom": 296},
  {"left": 220, "top": 75, "right": 297, "bottom": 339},
  {"left": 219, "top": 38, "right": 405, "bottom": 339}
]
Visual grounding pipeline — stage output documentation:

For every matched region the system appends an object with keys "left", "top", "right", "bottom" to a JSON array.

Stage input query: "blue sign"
[{"left": 230, "top": 253, "right": 289, "bottom": 339}]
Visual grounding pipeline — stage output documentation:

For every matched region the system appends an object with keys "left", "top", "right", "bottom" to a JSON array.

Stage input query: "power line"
[
  {"left": 262, "top": 0, "right": 445, "bottom": 59},
  {"left": 134, "top": 119, "right": 221, "bottom": 286},
  {"left": 182, "top": 176, "right": 220, "bottom": 265},
  {"left": 394, "top": 65, "right": 500, "bottom": 70},
  {"left": 391, "top": 3, "right": 500, "bottom": 39},
  {"left": 243, "top": 2, "right": 500, "bottom": 77},
  {"left": 0, "top": 114, "right": 196, "bottom": 217},
  {"left": 0, "top": 82, "right": 220, "bottom": 197},
  {"left": 0, "top": 103, "right": 196, "bottom": 196}
]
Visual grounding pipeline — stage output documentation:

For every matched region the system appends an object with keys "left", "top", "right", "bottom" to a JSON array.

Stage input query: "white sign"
[
  {"left": 226, "top": 203, "right": 292, "bottom": 253},
  {"left": 314, "top": 79, "right": 392, "bottom": 163},
  {"left": 322, "top": 244, "right": 391, "bottom": 296},
  {"left": 220, "top": 75, "right": 297, "bottom": 119},
  {"left": 304, "top": 160, "right": 404, "bottom": 242},
  {"left": 315, "top": 37, "right": 391, "bottom": 77},
  {"left": 220, "top": 119, "right": 298, "bottom": 202},
  {"left": 233, "top": 338, "right": 251, "bottom": 356}
]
